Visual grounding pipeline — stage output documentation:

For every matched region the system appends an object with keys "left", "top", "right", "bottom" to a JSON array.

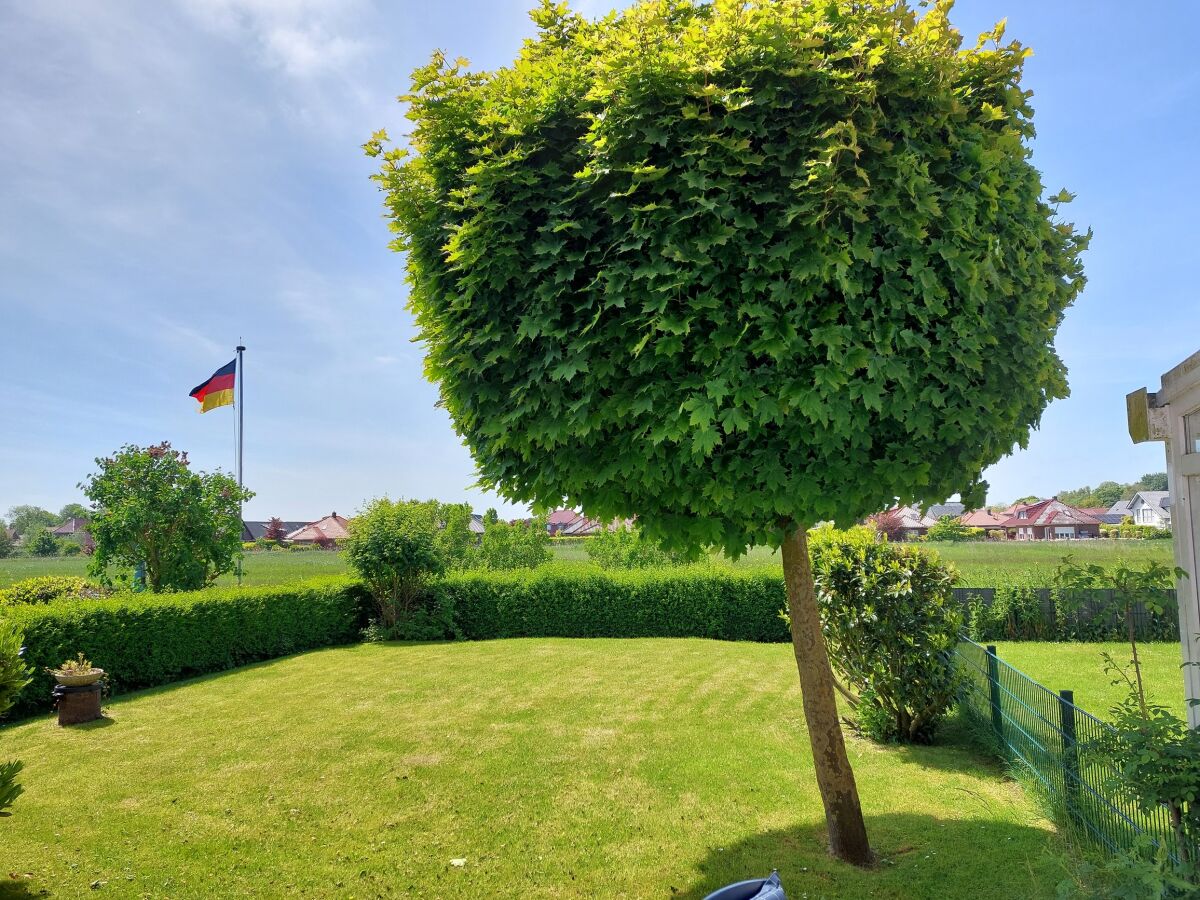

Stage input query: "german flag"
[{"left": 189, "top": 359, "right": 236, "bottom": 413}]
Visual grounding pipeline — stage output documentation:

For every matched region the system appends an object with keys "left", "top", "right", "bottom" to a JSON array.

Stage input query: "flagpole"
[{"left": 236, "top": 341, "right": 245, "bottom": 586}]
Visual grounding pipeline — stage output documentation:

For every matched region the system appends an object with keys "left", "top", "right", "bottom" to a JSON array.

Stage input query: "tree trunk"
[{"left": 781, "top": 524, "right": 873, "bottom": 867}]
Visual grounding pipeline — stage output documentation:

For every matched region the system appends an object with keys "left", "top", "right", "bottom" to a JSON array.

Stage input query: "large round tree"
[{"left": 368, "top": 0, "right": 1087, "bottom": 865}]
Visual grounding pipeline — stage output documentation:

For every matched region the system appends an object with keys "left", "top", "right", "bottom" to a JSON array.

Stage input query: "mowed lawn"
[
  {"left": 0, "top": 551, "right": 352, "bottom": 589},
  {"left": 993, "top": 641, "right": 1187, "bottom": 719},
  {"left": 723, "top": 540, "right": 1174, "bottom": 587},
  {"left": 1, "top": 640, "right": 1061, "bottom": 899},
  {"left": 2, "top": 538, "right": 1175, "bottom": 591}
]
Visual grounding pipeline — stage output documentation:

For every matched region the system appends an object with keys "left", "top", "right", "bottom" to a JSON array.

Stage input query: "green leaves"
[{"left": 370, "top": 0, "right": 1088, "bottom": 557}]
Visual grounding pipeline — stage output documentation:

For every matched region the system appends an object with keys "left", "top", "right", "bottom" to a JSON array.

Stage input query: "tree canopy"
[
  {"left": 82, "top": 442, "right": 252, "bottom": 592},
  {"left": 369, "top": 0, "right": 1087, "bottom": 556}
]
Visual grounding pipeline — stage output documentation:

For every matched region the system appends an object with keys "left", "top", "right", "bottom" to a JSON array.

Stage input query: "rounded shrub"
[{"left": 809, "top": 527, "right": 962, "bottom": 743}]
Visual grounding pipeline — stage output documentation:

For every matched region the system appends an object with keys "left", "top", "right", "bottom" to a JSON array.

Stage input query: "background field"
[
  {"left": 0, "top": 639, "right": 1061, "bottom": 899},
  {"left": 0, "top": 539, "right": 1175, "bottom": 590},
  {"left": 993, "top": 641, "right": 1186, "bottom": 717}
]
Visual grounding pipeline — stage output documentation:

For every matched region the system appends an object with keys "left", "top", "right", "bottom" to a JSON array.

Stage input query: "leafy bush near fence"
[
  {"left": 435, "top": 565, "right": 789, "bottom": 643},
  {"left": 808, "top": 529, "right": 962, "bottom": 743},
  {"left": 3, "top": 577, "right": 365, "bottom": 717},
  {"left": 964, "top": 585, "right": 1179, "bottom": 642}
]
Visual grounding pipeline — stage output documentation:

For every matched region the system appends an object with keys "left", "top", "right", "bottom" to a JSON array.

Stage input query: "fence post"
[
  {"left": 986, "top": 644, "right": 1003, "bottom": 743},
  {"left": 1059, "top": 689, "right": 1079, "bottom": 818}
]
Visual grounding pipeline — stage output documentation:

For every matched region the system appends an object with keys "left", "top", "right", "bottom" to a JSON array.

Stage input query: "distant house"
[
  {"left": 958, "top": 509, "right": 1009, "bottom": 534},
  {"left": 877, "top": 505, "right": 937, "bottom": 540},
  {"left": 924, "top": 502, "right": 966, "bottom": 521},
  {"left": 1106, "top": 499, "right": 1133, "bottom": 520},
  {"left": 49, "top": 517, "right": 94, "bottom": 551},
  {"left": 1079, "top": 508, "right": 1126, "bottom": 526},
  {"left": 1124, "top": 491, "right": 1171, "bottom": 529},
  {"left": 286, "top": 513, "right": 351, "bottom": 544},
  {"left": 49, "top": 517, "right": 90, "bottom": 538},
  {"left": 242, "top": 520, "right": 310, "bottom": 542},
  {"left": 546, "top": 509, "right": 583, "bottom": 535},
  {"left": 999, "top": 498, "right": 1101, "bottom": 541}
]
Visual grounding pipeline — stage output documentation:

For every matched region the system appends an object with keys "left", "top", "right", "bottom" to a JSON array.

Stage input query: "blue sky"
[{"left": 2, "top": 1, "right": 1197, "bottom": 522}]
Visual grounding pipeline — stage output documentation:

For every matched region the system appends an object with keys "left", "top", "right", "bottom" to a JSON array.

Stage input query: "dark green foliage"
[
  {"left": 57, "top": 503, "right": 90, "bottom": 522},
  {"left": 345, "top": 498, "right": 446, "bottom": 632},
  {"left": 808, "top": 527, "right": 962, "bottom": 742},
  {"left": 368, "top": 0, "right": 1088, "bottom": 555},
  {"left": 28, "top": 529, "right": 60, "bottom": 557},
  {"left": 475, "top": 518, "right": 553, "bottom": 570},
  {"left": 0, "top": 576, "right": 105, "bottom": 606},
  {"left": 0, "top": 618, "right": 31, "bottom": 816},
  {"left": 964, "top": 585, "right": 1179, "bottom": 642},
  {"left": 1136, "top": 473, "right": 1169, "bottom": 493},
  {"left": 4, "top": 506, "right": 56, "bottom": 538},
  {"left": 0, "top": 528, "right": 13, "bottom": 560},
  {"left": 437, "top": 566, "right": 789, "bottom": 643},
  {"left": 586, "top": 524, "right": 687, "bottom": 569},
  {"left": 4, "top": 578, "right": 364, "bottom": 717},
  {"left": 83, "top": 442, "right": 253, "bottom": 592}
]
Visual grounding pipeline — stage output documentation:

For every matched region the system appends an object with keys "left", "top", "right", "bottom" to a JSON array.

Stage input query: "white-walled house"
[{"left": 1121, "top": 491, "right": 1172, "bottom": 529}]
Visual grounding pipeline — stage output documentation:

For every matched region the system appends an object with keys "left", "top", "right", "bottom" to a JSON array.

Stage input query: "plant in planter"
[{"left": 47, "top": 653, "right": 105, "bottom": 687}]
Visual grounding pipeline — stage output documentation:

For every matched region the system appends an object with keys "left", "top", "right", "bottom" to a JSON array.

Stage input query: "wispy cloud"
[{"left": 178, "top": 0, "right": 368, "bottom": 78}]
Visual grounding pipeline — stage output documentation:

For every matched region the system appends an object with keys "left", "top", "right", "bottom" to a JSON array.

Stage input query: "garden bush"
[
  {"left": 4, "top": 577, "right": 364, "bottom": 717},
  {"left": 0, "top": 618, "right": 32, "bottom": 815},
  {"left": 586, "top": 524, "right": 688, "bottom": 569},
  {"left": 807, "top": 529, "right": 962, "bottom": 743},
  {"left": 0, "top": 576, "right": 106, "bottom": 606},
  {"left": 436, "top": 565, "right": 789, "bottom": 643},
  {"left": 474, "top": 518, "right": 552, "bottom": 570}
]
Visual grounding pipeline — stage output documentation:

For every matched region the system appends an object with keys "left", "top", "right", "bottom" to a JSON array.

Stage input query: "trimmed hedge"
[
  {"left": 435, "top": 565, "right": 789, "bottom": 643},
  {"left": 4, "top": 577, "right": 366, "bottom": 717}
]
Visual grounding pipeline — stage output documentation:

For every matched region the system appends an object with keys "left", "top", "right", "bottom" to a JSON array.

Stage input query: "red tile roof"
[
  {"left": 998, "top": 499, "right": 1100, "bottom": 528},
  {"left": 959, "top": 509, "right": 1007, "bottom": 528},
  {"left": 286, "top": 513, "right": 351, "bottom": 543}
]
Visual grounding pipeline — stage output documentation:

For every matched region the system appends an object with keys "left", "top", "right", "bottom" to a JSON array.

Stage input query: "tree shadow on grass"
[
  {"left": 0, "top": 878, "right": 48, "bottom": 899},
  {"left": 672, "top": 813, "right": 1064, "bottom": 900}
]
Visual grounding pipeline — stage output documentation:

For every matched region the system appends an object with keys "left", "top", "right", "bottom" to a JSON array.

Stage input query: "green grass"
[
  {"left": 0, "top": 551, "right": 351, "bottom": 589},
  {"left": 719, "top": 541, "right": 1174, "bottom": 587},
  {"left": 2, "top": 538, "right": 1174, "bottom": 593},
  {"left": 991, "top": 641, "right": 1186, "bottom": 719},
  {"left": 0, "top": 639, "right": 1063, "bottom": 898}
]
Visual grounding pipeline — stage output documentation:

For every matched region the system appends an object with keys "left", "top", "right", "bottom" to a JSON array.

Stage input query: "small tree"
[
  {"left": 870, "top": 509, "right": 906, "bottom": 543},
  {"left": 483, "top": 508, "right": 500, "bottom": 526},
  {"left": 82, "top": 442, "right": 253, "bottom": 592},
  {"left": 28, "top": 528, "right": 60, "bottom": 558},
  {"left": 345, "top": 498, "right": 445, "bottom": 630},
  {"left": 587, "top": 523, "right": 683, "bottom": 569},
  {"left": 4, "top": 506, "right": 55, "bottom": 538},
  {"left": 371, "top": 0, "right": 1087, "bottom": 864},
  {"left": 926, "top": 515, "right": 976, "bottom": 542},
  {"left": 1056, "top": 558, "right": 1198, "bottom": 865},
  {"left": 57, "top": 503, "right": 90, "bottom": 522},
  {"left": 476, "top": 517, "right": 552, "bottom": 570},
  {"left": 264, "top": 517, "right": 288, "bottom": 543},
  {"left": 0, "top": 528, "right": 13, "bottom": 560}
]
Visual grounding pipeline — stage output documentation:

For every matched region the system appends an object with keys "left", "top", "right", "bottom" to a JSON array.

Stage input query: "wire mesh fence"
[{"left": 952, "top": 638, "right": 1187, "bottom": 865}]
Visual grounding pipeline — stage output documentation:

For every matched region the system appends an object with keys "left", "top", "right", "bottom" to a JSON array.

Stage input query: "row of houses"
[{"left": 884, "top": 491, "right": 1172, "bottom": 541}]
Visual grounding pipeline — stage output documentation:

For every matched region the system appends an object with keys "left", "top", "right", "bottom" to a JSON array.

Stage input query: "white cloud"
[{"left": 178, "top": 0, "right": 367, "bottom": 78}]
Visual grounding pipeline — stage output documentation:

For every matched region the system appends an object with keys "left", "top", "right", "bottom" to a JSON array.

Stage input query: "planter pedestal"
[{"left": 53, "top": 683, "right": 103, "bottom": 726}]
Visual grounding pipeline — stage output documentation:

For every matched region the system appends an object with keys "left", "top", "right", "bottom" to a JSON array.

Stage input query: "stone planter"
[{"left": 50, "top": 669, "right": 105, "bottom": 726}]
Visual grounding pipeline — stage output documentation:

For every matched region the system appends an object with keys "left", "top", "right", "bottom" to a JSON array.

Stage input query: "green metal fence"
[{"left": 952, "top": 638, "right": 1185, "bottom": 864}]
